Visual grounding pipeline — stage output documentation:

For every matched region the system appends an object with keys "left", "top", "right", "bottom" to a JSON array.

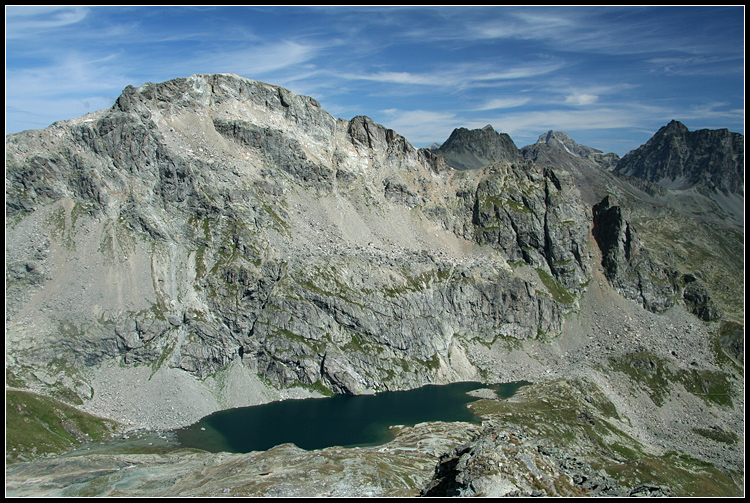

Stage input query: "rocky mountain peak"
[
  {"left": 436, "top": 125, "right": 521, "bottom": 170},
  {"left": 6, "top": 71, "right": 591, "bottom": 401},
  {"left": 534, "top": 130, "right": 602, "bottom": 158},
  {"left": 661, "top": 119, "right": 690, "bottom": 135},
  {"left": 519, "top": 131, "right": 621, "bottom": 195},
  {"left": 614, "top": 120, "right": 744, "bottom": 196}
]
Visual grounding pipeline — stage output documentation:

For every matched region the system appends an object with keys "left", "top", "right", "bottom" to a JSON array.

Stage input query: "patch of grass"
[
  {"left": 692, "top": 427, "right": 738, "bottom": 444},
  {"left": 6, "top": 389, "right": 121, "bottom": 463},
  {"left": 424, "top": 353, "right": 442, "bottom": 371},
  {"left": 608, "top": 351, "right": 672, "bottom": 407},
  {"left": 678, "top": 368, "right": 733, "bottom": 407},
  {"left": 604, "top": 455, "right": 742, "bottom": 497},
  {"left": 608, "top": 351, "right": 734, "bottom": 407},
  {"left": 261, "top": 202, "right": 291, "bottom": 235},
  {"left": 274, "top": 327, "right": 325, "bottom": 354},
  {"left": 470, "top": 379, "right": 742, "bottom": 496},
  {"left": 46, "top": 204, "right": 76, "bottom": 250},
  {"left": 291, "top": 379, "right": 335, "bottom": 397},
  {"left": 149, "top": 335, "right": 176, "bottom": 379},
  {"left": 535, "top": 268, "right": 575, "bottom": 304},
  {"left": 714, "top": 321, "right": 743, "bottom": 373},
  {"left": 343, "top": 332, "right": 368, "bottom": 353}
]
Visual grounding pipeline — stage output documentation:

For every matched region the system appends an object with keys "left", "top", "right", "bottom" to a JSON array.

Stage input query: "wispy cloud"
[
  {"left": 5, "top": 6, "right": 89, "bottom": 38},
  {"left": 646, "top": 55, "right": 745, "bottom": 76},
  {"left": 335, "top": 60, "right": 563, "bottom": 89},
  {"left": 564, "top": 93, "right": 598, "bottom": 106},
  {"left": 186, "top": 40, "right": 323, "bottom": 78},
  {"left": 5, "top": 6, "right": 743, "bottom": 154},
  {"left": 378, "top": 108, "right": 458, "bottom": 143},
  {"left": 474, "top": 97, "right": 532, "bottom": 111}
]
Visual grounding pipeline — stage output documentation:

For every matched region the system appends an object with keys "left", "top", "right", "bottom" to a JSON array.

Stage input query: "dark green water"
[{"left": 175, "top": 381, "right": 529, "bottom": 453}]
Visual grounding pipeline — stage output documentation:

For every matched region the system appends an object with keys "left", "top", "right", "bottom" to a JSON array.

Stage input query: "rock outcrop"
[
  {"left": 420, "top": 424, "right": 674, "bottom": 497},
  {"left": 522, "top": 130, "right": 620, "bottom": 171},
  {"left": 591, "top": 194, "right": 722, "bottom": 319},
  {"left": 519, "top": 130, "right": 620, "bottom": 205}
]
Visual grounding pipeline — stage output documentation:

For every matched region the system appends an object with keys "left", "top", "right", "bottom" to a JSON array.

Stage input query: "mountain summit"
[
  {"left": 614, "top": 120, "right": 744, "bottom": 196},
  {"left": 533, "top": 130, "right": 603, "bottom": 158},
  {"left": 436, "top": 124, "right": 521, "bottom": 170}
]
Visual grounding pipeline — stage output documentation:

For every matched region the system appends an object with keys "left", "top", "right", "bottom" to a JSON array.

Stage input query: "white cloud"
[
  {"left": 565, "top": 93, "right": 598, "bottom": 106},
  {"left": 336, "top": 60, "right": 563, "bottom": 89},
  {"left": 466, "top": 106, "right": 659, "bottom": 138},
  {"left": 6, "top": 53, "right": 130, "bottom": 98},
  {"left": 474, "top": 97, "right": 531, "bottom": 111},
  {"left": 187, "top": 40, "right": 322, "bottom": 78}
]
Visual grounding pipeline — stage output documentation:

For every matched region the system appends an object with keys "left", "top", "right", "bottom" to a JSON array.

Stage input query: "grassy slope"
[{"left": 6, "top": 389, "right": 123, "bottom": 463}]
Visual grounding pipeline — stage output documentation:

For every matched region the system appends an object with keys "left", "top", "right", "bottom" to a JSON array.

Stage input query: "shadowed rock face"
[
  {"left": 437, "top": 125, "right": 522, "bottom": 170},
  {"left": 615, "top": 120, "right": 744, "bottom": 196},
  {"left": 591, "top": 195, "right": 721, "bottom": 319}
]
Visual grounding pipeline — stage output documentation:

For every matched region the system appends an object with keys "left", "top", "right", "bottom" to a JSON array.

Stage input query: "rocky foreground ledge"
[{"left": 6, "top": 377, "right": 742, "bottom": 497}]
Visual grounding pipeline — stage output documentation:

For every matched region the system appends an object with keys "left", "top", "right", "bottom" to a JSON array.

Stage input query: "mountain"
[
  {"left": 615, "top": 120, "right": 744, "bottom": 196},
  {"left": 6, "top": 72, "right": 591, "bottom": 412},
  {"left": 520, "top": 130, "right": 620, "bottom": 205},
  {"left": 523, "top": 130, "right": 620, "bottom": 171},
  {"left": 436, "top": 124, "right": 522, "bottom": 170},
  {"left": 5, "top": 74, "right": 744, "bottom": 496},
  {"left": 612, "top": 120, "right": 745, "bottom": 228}
]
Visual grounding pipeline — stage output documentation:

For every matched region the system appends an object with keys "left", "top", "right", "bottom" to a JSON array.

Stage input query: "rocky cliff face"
[
  {"left": 6, "top": 73, "right": 591, "bottom": 402},
  {"left": 436, "top": 125, "right": 522, "bottom": 170},
  {"left": 590, "top": 194, "right": 723, "bottom": 318},
  {"left": 520, "top": 130, "right": 620, "bottom": 205}
]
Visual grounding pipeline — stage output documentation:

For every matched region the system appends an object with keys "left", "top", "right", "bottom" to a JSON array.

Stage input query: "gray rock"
[
  {"left": 615, "top": 119, "right": 744, "bottom": 197},
  {"left": 437, "top": 124, "right": 522, "bottom": 170}
]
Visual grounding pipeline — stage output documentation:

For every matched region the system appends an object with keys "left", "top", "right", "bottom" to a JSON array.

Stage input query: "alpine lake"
[{"left": 175, "top": 381, "right": 530, "bottom": 453}]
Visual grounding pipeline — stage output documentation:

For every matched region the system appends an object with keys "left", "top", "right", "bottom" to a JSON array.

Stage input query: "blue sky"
[{"left": 5, "top": 5, "right": 745, "bottom": 156}]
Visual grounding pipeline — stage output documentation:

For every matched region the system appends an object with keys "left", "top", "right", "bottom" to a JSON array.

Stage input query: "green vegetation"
[
  {"left": 692, "top": 427, "right": 739, "bottom": 445},
  {"left": 679, "top": 368, "right": 733, "bottom": 407},
  {"left": 604, "top": 454, "right": 741, "bottom": 497},
  {"left": 291, "top": 379, "right": 335, "bottom": 397},
  {"left": 343, "top": 332, "right": 368, "bottom": 353},
  {"left": 6, "top": 389, "right": 121, "bottom": 463},
  {"left": 713, "top": 321, "right": 744, "bottom": 374},
  {"left": 633, "top": 214, "right": 744, "bottom": 324},
  {"left": 383, "top": 267, "right": 458, "bottom": 297},
  {"left": 149, "top": 335, "right": 177, "bottom": 379},
  {"left": 261, "top": 201, "right": 291, "bottom": 235},
  {"left": 608, "top": 351, "right": 733, "bottom": 407},
  {"left": 424, "top": 353, "right": 442, "bottom": 371},
  {"left": 469, "top": 379, "right": 742, "bottom": 497},
  {"left": 535, "top": 268, "right": 575, "bottom": 304},
  {"left": 46, "top": 204, "right": 76, "bottom": 250},
  {"left": 188, "top": 215, "right": 213, "bottom": 280}
]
